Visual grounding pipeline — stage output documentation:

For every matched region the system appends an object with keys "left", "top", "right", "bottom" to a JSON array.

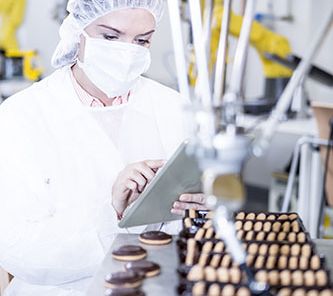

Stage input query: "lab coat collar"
[{"left": 44, "top": 66, "right": 125, "bottom": 173}]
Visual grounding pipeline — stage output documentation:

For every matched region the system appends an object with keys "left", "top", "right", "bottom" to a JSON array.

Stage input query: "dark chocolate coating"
[
  {"left": 105, "top": 271, "right": 144, "bottom": 285},
  {"left": 125, "top": 260, "right": 160, "bottom": 275},
  {"left": 139, "top": 231, "right": 172, "bottom": 241},
  {"left": 105, "top": 288, "right": 145, "bottom": 296},
  {"left": 112, "top": 245, "right": 146, "bottom": 257}
]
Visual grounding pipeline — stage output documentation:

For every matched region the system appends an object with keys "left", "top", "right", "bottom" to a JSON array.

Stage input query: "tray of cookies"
[{"left": 177, "top": 210, "right": 333, "bottom": 296}]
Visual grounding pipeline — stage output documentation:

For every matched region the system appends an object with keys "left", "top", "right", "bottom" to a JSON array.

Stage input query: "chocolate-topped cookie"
[
  {"left": 139, "top": 231, "right": 172, "bottom": 245},
  {"left": 104, "top": 288, "right": 145, "bottom": 296},
  {"left": 112, "top": 245, "right": 147, "bottom": 261},
  {"left": 125, "top": 260, "right": 161, "bottom": 278},
  {"left": 104, "top": 271, "right": 144, "bottom": 289}
]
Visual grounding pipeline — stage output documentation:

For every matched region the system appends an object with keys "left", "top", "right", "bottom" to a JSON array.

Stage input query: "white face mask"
[{"left": 78, "top": 31, "right": 151, "bottom": 98}]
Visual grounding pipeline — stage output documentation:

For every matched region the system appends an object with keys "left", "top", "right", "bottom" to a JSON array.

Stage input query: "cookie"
[
  {"left": 246, "top": 213, "right": 256, "bottom": 220},
  {"left": 256, "top": 213, "right": 266, "bottom": 220},
  {"left": 187, "top": 264, "right": 204, "bottom": 281},
  {"left": 210, "top": 254, "right": 221, "bottom": 268},
  {"left": 204, "top": 266, "right": 217, "bottom": 282},
  {"left": 266, "top": 256, "right": 277, "bottom": 269},
  {"left": 207, "top": 283, "right": 220, "bottom": 296},
  {"left": 229, "top": 267, "right": 241, "bottom": 284},
  {"left": 205, "top": 228, "right": 214, "bottom": 239},
  {"left": 112, "top": 245, "right": 147, "bottom": 262},
  {"left": 222, "top": 284, "right": 236, "bottom": 296},
  {"left": 125, "top": 260, "right": 161, "bottom": 278},
  {"left": 104, "top": 271, "right": 144, "bottom": 289},
  {"left": 268, "top": 270, "right": 280, "bottom": 286},
  {"left": 237, "top": 287, "right": 251, "bottom": 296},
  {"left": 189, "top": 209, "right": 197, "bottom": 218},
  {"left": 236, "top": 212, "right": 246, "bottom": 220},
  {"left": 311, "top": 255, "right": 321, "bottom": 270},
  {"left": 316, "top": 270, "right": 328, "bottom": 286},
  {"left": 291, "top": 244, "right": 301, "bottom": 256},
  {"left": 217, "top": 267, "right": 229, "bottom": 282},
  {"left": 280, "top": 270, "right": 291, "bottom": 286},
  {"left": 277, "top": 214, "right": 289, "bottom": 220},
  {"left": 292, "top": 270, "right": 304, "bottom": 286},
  {"left": 192, "top": 281, "right": 206, "bottom": 296},
  {"left": 198, "top": 253, "right": 209, "bottom": 266},
  {"left": 194, "top": 228, "right": 205, "bottom": 240},
  {"left": 139, "top": 231, "right": 172, "bottom": 245},
  {"left": 254, "top": 221, "right": 263, "bottom": 232},
  {"left": 184, "top": 217, "right": 192, "bottom": 228},
  {"left": 304, "top": 270, "right": 316, "bottom": 287},
  {"left": 293, "top": 288, "right": 306, "bottom": 296}
]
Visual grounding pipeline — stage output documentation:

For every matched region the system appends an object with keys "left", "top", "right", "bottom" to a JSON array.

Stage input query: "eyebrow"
[
  {"left": 97, "top": 24, "right": 155, "bottom": 37},
  {"left": 98, "top": 25, "right": 124, "bottom": 34},
  {"left": 137, "top": 30, "right": 155, "bottom": 37}
]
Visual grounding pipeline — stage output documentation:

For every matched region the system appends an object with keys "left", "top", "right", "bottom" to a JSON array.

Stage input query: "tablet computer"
[{"left": 118, "top": 141, "right": 202, "bottom": 228}]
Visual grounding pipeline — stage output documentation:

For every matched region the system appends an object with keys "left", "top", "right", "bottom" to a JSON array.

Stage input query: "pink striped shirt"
[{"left": 70, "top": 70, "right": 129, "bottom": 107}]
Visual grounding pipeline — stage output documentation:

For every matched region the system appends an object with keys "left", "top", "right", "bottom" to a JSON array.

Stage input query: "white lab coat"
[{"left": 0, "top": 66, "right": 188, "bottom": 295}]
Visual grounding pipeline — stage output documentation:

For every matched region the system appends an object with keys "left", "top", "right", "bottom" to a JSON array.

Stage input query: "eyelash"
[
  {"left": 103, "top": 34, "right": 118, "bottom": 40},
  {"left": 102, "top": 34, "right": 150, "bottom": 45},
  {"left": 136, "top": 39, "right": 150, "bottom": 45}
]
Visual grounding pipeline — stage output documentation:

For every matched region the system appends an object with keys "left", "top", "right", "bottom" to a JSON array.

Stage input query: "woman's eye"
[
  {"left": 103, "top": 34, "right": 118, "bottom": 41},
  {"left": 136, "top": 39, "right": 150, "bottom": 46}
]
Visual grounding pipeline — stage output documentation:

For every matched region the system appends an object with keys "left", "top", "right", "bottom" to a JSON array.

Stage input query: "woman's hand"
[
  {"left": 112, "top": 160, "right": 165, "bottom": 218},
  {"left": 171, "top": 193, "right": 208, "bottom": 216}
]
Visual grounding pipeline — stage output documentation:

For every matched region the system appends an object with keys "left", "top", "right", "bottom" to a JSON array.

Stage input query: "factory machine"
[
  {"left": 0, "top": 0, "right": 42, "bottom": 101},
  {"left": 168, "top": 0, "right": 333, "bottom": 294}
]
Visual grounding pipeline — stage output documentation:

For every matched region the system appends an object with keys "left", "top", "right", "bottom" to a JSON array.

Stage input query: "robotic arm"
[
  {"left": 188, "top": 0, "right": 293, "bottom": 87},
  {"left": 211, "top": 3, "right": 292, "bottom": 78},
  {"left": 0, "top": 0, "right": 26, "bottom": 51},
  {"left": 0, "top": 0, "right": 42, "bottom": 82}
]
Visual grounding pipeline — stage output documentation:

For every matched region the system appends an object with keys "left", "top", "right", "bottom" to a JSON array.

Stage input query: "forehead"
[{"left": 91, "top": 8, "right": 156, "bottom": 33}]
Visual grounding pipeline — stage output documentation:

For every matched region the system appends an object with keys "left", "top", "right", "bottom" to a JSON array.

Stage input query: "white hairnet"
[{"left": 51, "top": 0, "right": 164, "bottom": 68}]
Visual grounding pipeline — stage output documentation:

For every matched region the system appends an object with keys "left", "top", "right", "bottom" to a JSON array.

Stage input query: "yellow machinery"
[
  {"left": 187, "top": 0, "right": 293, "bottom": 113},
  {"left": 0, "top": 0, "right": 42, "bottom": 81},
  {"left": 210, "top": 1, "right": 292, "bottom": 79}
]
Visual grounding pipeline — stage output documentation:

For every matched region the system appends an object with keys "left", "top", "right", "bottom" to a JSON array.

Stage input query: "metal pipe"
[
  {"left": 253, "top": 9, "right": 333, "bottom": 157},
  {"left": 281, "top": 136, "right": 333, "bottom": 212},
  {"left": 281, "top": 137, "right": 303, "bottom": 213},
  {"left": 188, "top": 0, "right": 213, "bottom": 109},
  {"left": 298, "top": 143, "right": 312, "bottom": 229},
  {"left": 167, "top": 0, "right": 191, "bottom": 101},
  {"left": 227, "top": 0, "right": 256, "bottom": 98},
  {"left": 213, "top": 0, "right": 232, "bottom": 106},
  {"left": 203, "top": 0, "right": 214, "bottom": 64},
  {"left": 309, "top": 149, "right": 323, "bottom": 238}
]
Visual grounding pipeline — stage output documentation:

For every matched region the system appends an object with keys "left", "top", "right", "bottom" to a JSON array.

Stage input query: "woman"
[{"left": 0, "top": 1, "right": 207, "bottom": 295}]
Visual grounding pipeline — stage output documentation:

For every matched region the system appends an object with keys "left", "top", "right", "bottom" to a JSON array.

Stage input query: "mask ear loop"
[
  {"left": 76, "top": 30, "right": 89, "bottom": 67},
  {"left": 81, "top": 30, "right": 89, "bottom": 38}
]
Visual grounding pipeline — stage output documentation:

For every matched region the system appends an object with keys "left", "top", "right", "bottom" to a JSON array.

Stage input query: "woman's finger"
[
  {"left": 145, "top": 159, "right": 166, "bottom": 170},
  {"left": 173, "top": 201, "right": 207, "bottom": 211},
  {"left": 125, "top": 179, "right": 138, "bottom": 192},
  {"left": 129, "top": 170, "right": 148, "bottom": 192},
  {"left": 171, "top": 208, "right": 185, "bottom": 216},
  {"left": 179, "top": 193, "right": 206, "bottom": 204},
  {"left": 133, "top": 163, "right": 156, "bottom": 182},
  {"left": 128, "top": 191, "right": 140, "bottom": 206}
]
